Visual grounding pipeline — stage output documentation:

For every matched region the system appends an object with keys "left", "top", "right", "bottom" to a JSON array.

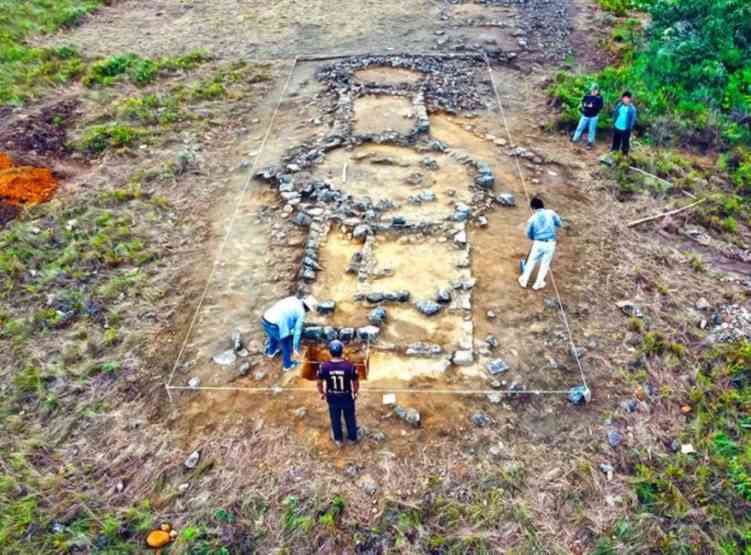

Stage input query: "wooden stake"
[{"left": 626, "top": 198, "right": 706, "bottom": 227}]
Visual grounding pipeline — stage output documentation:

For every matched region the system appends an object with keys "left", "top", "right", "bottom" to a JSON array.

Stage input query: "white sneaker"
[
  {"left": 518, "top": 276, "right": 527, "bottom": 288},
  {"left": 532, "top": 281, "right": 546, "bottom": 290}
]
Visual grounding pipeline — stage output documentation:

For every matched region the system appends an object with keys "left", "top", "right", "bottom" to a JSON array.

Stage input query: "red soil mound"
[
  {"left": 0, "top": 166, "right": 58, "bottom": 206},
  {"left": 0, "top": 153, "right": 12, "bottom": 170}
]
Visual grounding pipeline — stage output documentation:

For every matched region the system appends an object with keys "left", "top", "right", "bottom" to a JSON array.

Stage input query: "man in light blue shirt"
[
  {"left": 518, "top": 197, "right": 561, "bottom": 291},
  {"left": 262, "top": 295, "right": 318, "bottom": 370},
  {"left": 611, "top": 91, "right": 637, "bottom": 155}
]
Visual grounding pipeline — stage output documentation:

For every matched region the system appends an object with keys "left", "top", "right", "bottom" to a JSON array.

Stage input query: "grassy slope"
[{"left": 548, "top": 1, "right": 751, "bottom": 552}]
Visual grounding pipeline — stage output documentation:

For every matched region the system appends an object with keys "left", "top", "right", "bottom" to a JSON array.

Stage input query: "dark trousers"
[
  {"left": 612, "top": 128, "right": 631, "bottom": 155},
  {"left": 328, "top": 397, "right": 357, "bottom": 442}
]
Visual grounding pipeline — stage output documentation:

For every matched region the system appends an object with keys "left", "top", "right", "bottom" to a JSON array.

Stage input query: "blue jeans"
[
  {"left": 261, "top": 319, "right": 294, "bottom": 369},
  {"left": 573, "top": 116, "right": 598, "bottom": 144},
  {"left": 328, "top": 396, "right": 357, "bottom": 442}
]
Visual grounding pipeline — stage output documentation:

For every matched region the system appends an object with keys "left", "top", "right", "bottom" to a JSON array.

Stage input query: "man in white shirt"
[
  {"left": 518, "top": 197, "right": 562, "bottom": 291},
  {"left": 261, "top": 295, "right": 318, "bottom": 370}
]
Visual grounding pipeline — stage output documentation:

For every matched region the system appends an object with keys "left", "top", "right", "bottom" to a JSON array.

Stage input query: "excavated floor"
[
  {"left": 310, "top": 143, "right": 473, "bottom": 221},
  {"left": 353, "top": 66, "right": 424, "bottom": 84},
  {"left": 352, "top": 95, "right": 416, "bottom": 135}
]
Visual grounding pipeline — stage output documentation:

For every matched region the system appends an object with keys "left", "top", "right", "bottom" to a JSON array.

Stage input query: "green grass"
[
  {"left": 550, "top": 0, "right": 751, "bottom": 202},
  {"left": 0, "top": 0, "right": 210, "bottom": 105},
  {"left": 81, "top": 51, "right": 209, "bottom": 88},
  {"left": 70, "top": 62, "right": 272, "bottom": 156},
  {"left": 0, "top": 192, "right": 163, "bottom": 362},
  {"left": 0, "top": 0, "right": 105, "bottom": 105},
  {"left": 597, "top": 342, "right": 751, "bottom": 553}
]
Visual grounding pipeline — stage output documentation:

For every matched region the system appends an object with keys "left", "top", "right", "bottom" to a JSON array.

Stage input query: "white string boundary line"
[
  {"left": 165, "top": 58, "right": 299, "bottom": 402},
  {"left": 483, "top": 53, "right": 589, "bottom": 391},
  {"left": 165, "top": 385, "right": 571, "bottom": 395},
  {"left": 163, "top": 52, "right": 586, "bottom": 401}
]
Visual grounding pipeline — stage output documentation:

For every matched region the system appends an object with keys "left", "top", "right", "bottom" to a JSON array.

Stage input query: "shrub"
[{"left": 76, "top": 123, "right": 145, "bottom": 154}]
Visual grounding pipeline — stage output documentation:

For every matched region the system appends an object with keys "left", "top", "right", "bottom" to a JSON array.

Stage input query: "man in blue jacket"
[
  {"left": 611, "top": 91, "right": 637, "bottom": 155},
  {"left": 518, "top": 197, "right": 561, "bottom": 291},
  {"left": 261, "top": 295, "right": 318, "bottom": 370}
]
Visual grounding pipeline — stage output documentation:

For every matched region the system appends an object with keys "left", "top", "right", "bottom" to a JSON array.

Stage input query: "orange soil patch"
[
  {"left": 0, "top": 153, "right": 12, "bottom": 170},
  {"left": 0, "top": 162, "right": 58, "bottom": 206}
]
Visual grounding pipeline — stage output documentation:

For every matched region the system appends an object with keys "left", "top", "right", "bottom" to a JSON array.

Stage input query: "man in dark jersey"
[{"left": 317, "top": 340, "right": 359, "bottom": 447}]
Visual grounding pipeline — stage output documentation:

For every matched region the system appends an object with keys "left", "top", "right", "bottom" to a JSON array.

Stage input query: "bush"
[
  {"left": 551, "top": 0, "right": 751, "bottom": 150},
  {"left": 82, "top": 51, "right": 210, "bottom": 88},
  {"left": 76, "top": 123, "right": 145, "bottom": 154}
]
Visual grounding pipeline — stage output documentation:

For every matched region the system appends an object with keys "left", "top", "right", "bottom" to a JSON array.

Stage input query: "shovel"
[{"left": 519, "top": 246, "right": 532, "bottom": 275}]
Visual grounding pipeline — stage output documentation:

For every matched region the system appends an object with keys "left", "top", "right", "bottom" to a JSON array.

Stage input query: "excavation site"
[{"left": 167, "top": 54, "right": 590, "bottom": 440}]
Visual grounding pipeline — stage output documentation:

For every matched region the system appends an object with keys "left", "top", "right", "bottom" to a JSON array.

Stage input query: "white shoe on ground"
[
  {"left": 518, "top": 276, "right": 527, "bottom": 288},
  {"left": 532, "top": 281, "right": 546, "bottom": 290}
]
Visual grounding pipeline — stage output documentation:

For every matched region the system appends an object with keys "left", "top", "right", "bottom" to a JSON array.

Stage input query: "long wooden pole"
[{"left": 626, "top": 198, "right": 706, "bottom": 227}]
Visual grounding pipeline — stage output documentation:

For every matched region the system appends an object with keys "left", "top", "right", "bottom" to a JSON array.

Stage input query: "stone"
[
  {"left": 353, "top": 224, "right": 371, "bottom": 243},
  {"left": 436, "top": 289, "right": 452, "bottom": 304},
  {"left": 418, "top": 189, "right": 436, "bottom": 202},
  {"left": 416, "top": 300, "right": 442, "bottom": 316},
  {"left": 486, "top": 392, "right": 502, "bottom": 404},
  {"left": 394, "top": 405, "right": 421, "bottom": 427},
  {"left": 486, "top": 310, "right": 497, "bottom": 320},
  {"left": 453, "top": 230, "right": 467, "bottom": 246},
  {"left": 302, "top": 326, "right": 324, "bottom": 341},
  {"left": 621, "top": 398, "right": 637, "bottom": 412},
  {"left": 477, "top": 215, "right": 488, "bottom": 227},
  {"left": 396, "top": 290, "right": 411, "bottom": 303},
  {"left": 607, "top": 431, "right": 623, "bottom": 448},
  {"left": 294, "top": 407, "right": 307, "bottom": 418},
  {"left": 358, "top": 474, "right": 378, "bottom": 495},
  {"left": 357, "top": 326, "right": 380, "bottom": 343},
  {"left": 452, "top": 350, "right": 473, "bottom": 366},
  {"left": 323, "top": 326, "right": 338, "bottom": 341},
  {"left": 368, "top": 307, "right": 387, "bottom": 325},
  {"left": 254, "top": 369, "right": 267, "bottom": 380},
  {"left": 339, "top": 328, "right": 355, "bottom": 342},
  {"left": 568, "top": 385, "right": 591, "bottom": 405},
  {"left": 496, "top": 193, "right": 516, "bottom": 207},
  {"left": 422, "top": 157, "right": 439, "bottom": 170},
  {"left": 184, "top": 450, "right": 200, "bottom": 469},
  {"left": 232, "top": 328, "right": 243, "bottom": 352},
  {"left": 370, "top": 431, "right": 386, "bottom": 443},
  {"left": 453, "top": 203, "right": 471, "bottom": 222},
  {"left": 366, "top": 292, "right": 385, "bottom": 304},
  {"left": 570, "top": 346, "right": 586, "bottom": 360},
  {"left": 475, "top": 173, "right": 495, "bottom": 189},
  {"left": 317, "top": 300, "right": 336, "bottom": 315},
  {"left": 485, "top": 335, "right": 499, "bottom": 349},
  {"left": 293, "top": 212, "right": 312, "bottom": 227},
  {"left": 212, "top": 350, "right": 237, "bottom": 366},
  {"left": 617, "top": 300, "right": 642, "bottom": 318},
  {"left": 430, "top": 140, "right": 447, "bottom": 152},
  {"left": 471, "top": 411, "right": 490, "bottom": 427},
  {"left": 696, "top": 297, "right": 710, "bottom": 311},
  {"left": 188, "top": 377, "right": 201, "bottom": 389},
  {"left": 238, "top": 362, "right": 251, "bottom": 376},
  {"left": 486, "top": 358, "right": 509, "bottom": 375}
]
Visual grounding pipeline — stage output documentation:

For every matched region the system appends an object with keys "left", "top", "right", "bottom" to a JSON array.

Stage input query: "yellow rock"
[{"left": 146, "top": 529, "right": 172, "bottom": 548}]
